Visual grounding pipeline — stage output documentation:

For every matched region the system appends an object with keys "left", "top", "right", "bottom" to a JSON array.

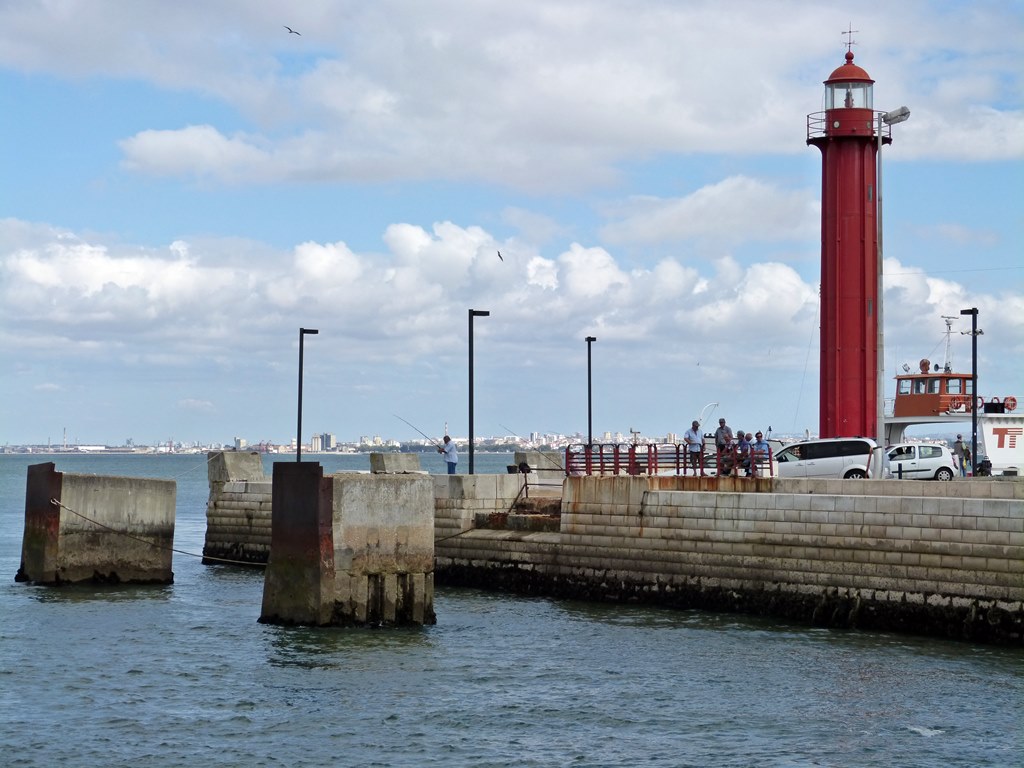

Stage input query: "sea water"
[{"left": 0, "top": 453, "right": 1021, "bottom": 767}]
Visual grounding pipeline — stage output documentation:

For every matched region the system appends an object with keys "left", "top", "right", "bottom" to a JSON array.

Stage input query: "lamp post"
[
  {"left": 468, "top": 309, "right": 490, "bottom": 474},
  {"left": 296, "top": 327, "right": 319, "bottom": 462},
  {"left": 875, "top": 105, "right": 910, "bottom": 477},
  {"left": 585, "top": 336, "right": 597, "bottom": 448},
  {"left": 960, "top": 307, "right": 981, "bottom": 474}
]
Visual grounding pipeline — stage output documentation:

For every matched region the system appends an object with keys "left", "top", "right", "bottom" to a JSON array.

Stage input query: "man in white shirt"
[
  {"left": 683, "top": 420, "right": 703, "bottom": 474},
  {"left": 438, "top": 435, "right": 458, "bottom": 474}
]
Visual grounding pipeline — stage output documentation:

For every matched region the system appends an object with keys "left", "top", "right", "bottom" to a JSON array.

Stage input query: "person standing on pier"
[
  {"left": 684, "top": 420, "right": 703, "bottom": 474},
  {"left": 751, "top": 432, "right": 771, "bottom": 477},
  {"left": 438, "top": 435, "right": 459, "bottom": 474},
  {"left": 714, "top": 418, "right": 734, "bottom": 475},
  {"left": 953, "top": 434, "right": 969, "bottom": 477},
  {"left": 714, "top": 418, "right": 733, "bottom": 451}
]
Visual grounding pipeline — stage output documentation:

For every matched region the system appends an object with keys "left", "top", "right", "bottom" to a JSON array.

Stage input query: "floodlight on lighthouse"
[{"left": 883, "top": 106, "right": 911, "bottom": 125}]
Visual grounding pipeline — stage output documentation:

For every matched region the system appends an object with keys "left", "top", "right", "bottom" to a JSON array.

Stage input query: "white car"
[
  {"left": 886, "top": 443, "right": 957, "bottom": 481},
  {"left": 773, "top": 437, "right": 877, "bottom": 479}
]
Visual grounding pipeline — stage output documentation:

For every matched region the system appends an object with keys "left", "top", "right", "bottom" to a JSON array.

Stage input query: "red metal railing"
[{"left": 565, "top": 444, "right": 774, "bottom": 478}]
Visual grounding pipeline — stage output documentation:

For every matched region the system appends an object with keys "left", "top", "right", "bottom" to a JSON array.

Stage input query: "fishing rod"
[
  {"left": 393, "top": 414, "right": 444, "bottom": 450},
  {"left": 498, "top": 423, "right": 567, "bottom": 472},
  {"left": 696, "top": 401, "right": 719, "bottom": 428}
]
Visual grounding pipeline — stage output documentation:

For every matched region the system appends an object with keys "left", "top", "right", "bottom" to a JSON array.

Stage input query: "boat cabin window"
[
  {"left": 929, "top": 379, "right": 941, "bottom": 394},
  {"left": 947, "top": 379, "right": 962, "bottom": 395},
  {"left": 914, "top": 380, "right": 927, "bottom": 394},
  {"left": 965, "top": 379, "right": 973, "bottom": 395},
  {"left": 898, "top": 379, "right": 911, "bottom": 395}
]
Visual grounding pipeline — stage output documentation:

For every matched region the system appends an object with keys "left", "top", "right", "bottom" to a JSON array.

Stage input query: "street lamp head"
[
  {"left": 960, "top": 307, "right": 978, "bottom": 317},
  {"left": 585, "top": 336, "right": 597, "bottom": 343},
  {"left": 469, "top": 309, "right": 490, "bottom": 317},
  {"left": 300, "top": 327, "right": 319, "bottom": 335},
  {"left": 882, "top": 106, "right": 911, "bottom": 125}
]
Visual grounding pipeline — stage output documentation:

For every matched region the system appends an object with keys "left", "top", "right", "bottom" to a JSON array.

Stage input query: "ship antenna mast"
[{"left": 941, "top": 315, "right": 957, "bottom": 373}]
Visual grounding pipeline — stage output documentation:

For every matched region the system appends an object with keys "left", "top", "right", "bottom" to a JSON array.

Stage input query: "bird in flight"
[
  {"left": 496, "top": 250, "right": 503, "bottom": 261},
  {"left": 284, "top": 25, "right": 301, "bottom": 35}
]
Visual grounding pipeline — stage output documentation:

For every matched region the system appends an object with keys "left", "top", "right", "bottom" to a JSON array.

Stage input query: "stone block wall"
[
  {"left": 204, "top": 451, "right": 271, "bottom": 565},
  {"left": 433, "top": 473, "right": 527, "bottom": 543},
  {"left": 436, "top": 475, "right": 1024, "bottom": 643}
]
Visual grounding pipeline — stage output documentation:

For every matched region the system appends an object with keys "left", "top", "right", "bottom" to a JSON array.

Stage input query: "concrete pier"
[
  {"left": 203, "top": 451, "right": 1022, "bottom": 643},
  {"left": 260, "top": 462, "right": 435, "bottom": 627},
  {"left": 17, "top": 462, "right": 175, "bottom": 585},
  {"left": 434, "top": 475, "right": 1024, "bottom": 645}
]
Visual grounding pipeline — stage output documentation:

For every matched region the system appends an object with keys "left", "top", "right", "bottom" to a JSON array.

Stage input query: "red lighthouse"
[{"left": 807, "top": 50, "right": 888, "bottom": 438}]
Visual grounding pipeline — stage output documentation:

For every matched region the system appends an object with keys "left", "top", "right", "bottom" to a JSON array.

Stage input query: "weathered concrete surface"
[
  {"left": 259, "top": 463, "right": 436, "bottom": 627},
  {"left": 369, "top": 453, "right": 423, "bottom": 474},
  {"left": 208, "top": 450, "right": 265, "bottom": 483},
  {"left": 17, "top": 462, "right": 175, "bottom": 585},
  {"left": 204, "top": 451, "right": 271, "bottom": 565},
  {"left": 435, "top": 475, "right": 1024, "bottom": 645},
  {"left": 332, "top": 474, "right": 435, "bottom": 625},
  {"left": 260, "top": 461, "right": 335, "bottom": 625}
]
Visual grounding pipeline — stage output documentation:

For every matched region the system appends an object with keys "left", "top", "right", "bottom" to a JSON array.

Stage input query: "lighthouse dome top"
[{"left": 825, "top": 51, "right": 874, "bottom": 85}]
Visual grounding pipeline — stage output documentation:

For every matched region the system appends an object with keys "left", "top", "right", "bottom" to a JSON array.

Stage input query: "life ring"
[
  {"left": 950, "top": 396, "right": 963, "bottom": 410},
  {"left": 1006, "top": 396, "right": 1018, "bottom": 412},
  {"left": 990, "top": 397, "right": 1002, "bottom": 405},
  {"left": 975, "top": 396, "right": 985, "bottom": 410}
]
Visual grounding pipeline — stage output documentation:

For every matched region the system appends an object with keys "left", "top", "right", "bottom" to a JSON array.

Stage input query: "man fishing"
[{"left": 438, "top": 435, "right": 459, "bottom": 474}]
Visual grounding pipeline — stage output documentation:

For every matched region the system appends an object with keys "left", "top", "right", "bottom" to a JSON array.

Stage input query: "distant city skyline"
[{"left": 4, "top": 422, "right": 976, "bottom": 454}]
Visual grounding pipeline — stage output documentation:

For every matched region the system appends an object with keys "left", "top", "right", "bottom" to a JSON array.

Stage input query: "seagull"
[
  {"left": 284, "top": 25, "right": 301, "bottom": 35},
  {"left": 496, "top": 250, "right": 503, "bottom": 261}
]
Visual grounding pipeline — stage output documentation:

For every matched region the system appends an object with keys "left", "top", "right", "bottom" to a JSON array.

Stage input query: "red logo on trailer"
[{"left": 992, "top": 427, "right": 1023, "bottom": 449}]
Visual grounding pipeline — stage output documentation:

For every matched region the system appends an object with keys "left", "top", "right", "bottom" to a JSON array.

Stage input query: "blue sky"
[{"left": 1, "top": 0, "right": 1022, "bottom": 447}]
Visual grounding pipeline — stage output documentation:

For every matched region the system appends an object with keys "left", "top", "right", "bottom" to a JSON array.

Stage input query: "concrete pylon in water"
[{"left": 260, "top": 462, "right": 436, "bottom": 627}]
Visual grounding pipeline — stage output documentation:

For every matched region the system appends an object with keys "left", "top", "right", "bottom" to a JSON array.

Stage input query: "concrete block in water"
[
  {"left": 332, "top": 473, "right": 436, "bottom": 625},
  {"left": 260, "top": 462, "right": 335, "bottom": 625},
  {"left": 18, "top": 462, "right": 175, "bottom": 585},
  {"left": 369, "top": 453, "right": 423, "bottom": 474},
  {"left": 260, "top": 465, "right": 435, "bottom": 627}
]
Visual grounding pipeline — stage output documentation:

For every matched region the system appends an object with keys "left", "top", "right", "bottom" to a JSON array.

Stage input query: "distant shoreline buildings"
[{"left": 2, "top": 427, "right": 968, "bottom": 456}]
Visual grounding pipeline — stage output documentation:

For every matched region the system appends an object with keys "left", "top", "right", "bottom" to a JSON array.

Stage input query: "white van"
[{"left": 773, "top": 437, "right": 877, "bottom": 479}]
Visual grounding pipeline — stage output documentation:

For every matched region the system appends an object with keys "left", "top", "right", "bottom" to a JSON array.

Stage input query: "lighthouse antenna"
[{"left": 940, "top": 315, "right": 958, "bottom": 373}]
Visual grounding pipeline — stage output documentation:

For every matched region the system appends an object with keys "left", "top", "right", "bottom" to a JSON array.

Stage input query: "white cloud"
[
  {"left": 4, "top": 1, "right": 1014, "bottom": 188},
  {"left": 120, "top": 125, "right": 273, "bottom": 182},
  {"left": 600, "top": 176, "right": 819, "bottom": 245}
]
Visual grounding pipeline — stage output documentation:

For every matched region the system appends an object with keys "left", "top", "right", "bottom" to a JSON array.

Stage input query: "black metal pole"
[
  {"left": 960, "top": 307, "right": 978, "bottom": 474},
  {"left": 586, "top": 336, "right": 596, "bottom": 447},
  {"left": 297, "top": 327, "right": 318, "bottom": 462},
  {"left": 468, "top": 309, "right": 489, "bottom": 474}
]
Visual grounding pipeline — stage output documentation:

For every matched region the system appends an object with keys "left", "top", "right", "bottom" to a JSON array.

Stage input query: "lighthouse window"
[
  {"left": 947, "top": 379, "right": 962, "bottom": 395},
  {"left": 826, "top": 81, "right": 873, "bottom": 110}
]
